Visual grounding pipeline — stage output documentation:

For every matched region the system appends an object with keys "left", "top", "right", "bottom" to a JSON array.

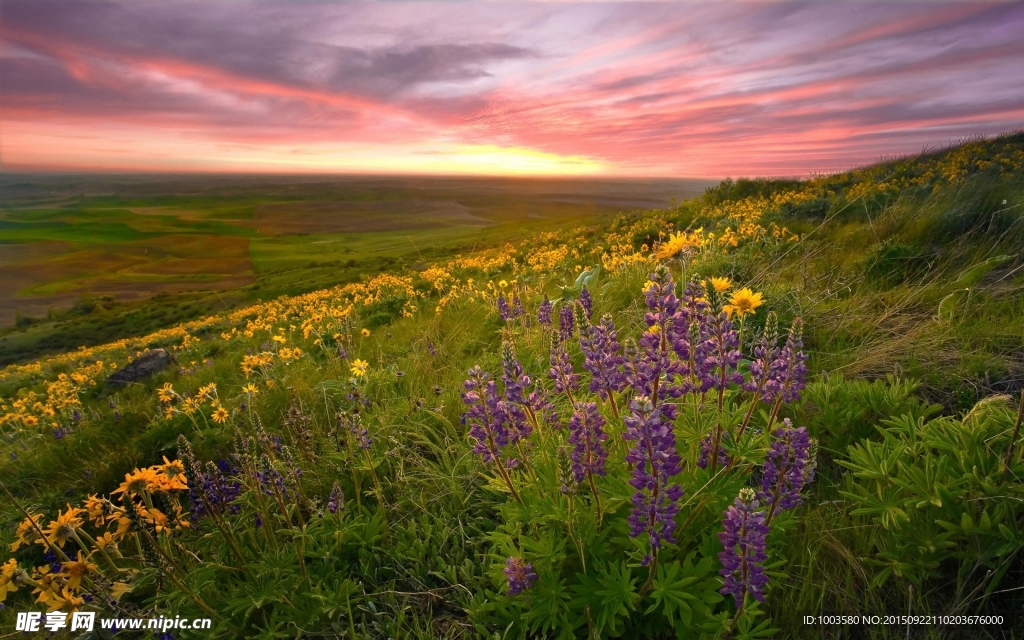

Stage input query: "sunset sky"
[{"left": 2, "top": 1, "right": 1022, "bottom": 178}]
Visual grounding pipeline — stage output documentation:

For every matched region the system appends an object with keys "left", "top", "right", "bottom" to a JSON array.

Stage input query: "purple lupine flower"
[
  {"left": 670, "top": 279, "right": 715, "bottom": 394},
  {"left": 718, "top": 488, "right": 770, "bottom": 607},
  {"left": 327, "top": 481, "right": 344, "bottom": 514},
  {"left": 580, "top": 313, "right": 627, "bottom": 400},
  {"left": 632, "top": 268, "right": 686, "bottom": 402},
  {"left": 703, "top": 283, "right": 745, "bottom": 397},
  {"left": 538, "top": 295, "right": 553, "bottom": 326},
  {"left": 497, "top": 294, "right": 511, "bottom": 322},
  {"left": 342, "top": 413, "right": 372, "bottom": 450},
  {"left": 548, "top": 336, "right": 579, "bottom": 396},
  {"left": 500, "top": 341, "right": 547, "bottom": 439},
  {"left": 500, "top": 341, "right": 529, "bottom": 407},
  {"left": 623, "top": 395, "right": 684, "bottom": 564},
  {"left": 558, "top": 303, "right": 575, "bottom": 341},
  {"left": 579, "top": 284, "right": 593, "bottom": 318},
  {"left": 759, "top": 420, "right": 814, "bottom": 516},
  {"left": 768, "top": 319, "right": 808, "bottom": 404},
  {"left": 697, "top": 430, "right": 730, "bottom": 470},
  {"left": 191, "top": 460, "right": 243, "bottom": 521},
  {"left": 462, "top": 366, "right": 510, "bottom": 464},
  {"left": 504, "top": 557, "right": 538, "bottom": 595},
  {"left": 427, "top": 342, "right": 437, "bottom": 358},
  {"left": 512, "top": 294, "right": 525, "bottom": 319},
  {"left": 743, "top": 312, "right": 781, "bottom": 400},
  {"left": 568, "top": 402, "right": 609, "bottom": 483}
]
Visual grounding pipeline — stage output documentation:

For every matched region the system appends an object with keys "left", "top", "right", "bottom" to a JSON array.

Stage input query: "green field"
[{"left": 0, "top": 175, "right": 710, "bottom": 364}]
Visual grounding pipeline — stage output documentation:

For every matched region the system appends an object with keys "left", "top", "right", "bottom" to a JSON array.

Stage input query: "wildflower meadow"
[{"left": 1, "top": 134, "right": 1023, "bottom": 638}]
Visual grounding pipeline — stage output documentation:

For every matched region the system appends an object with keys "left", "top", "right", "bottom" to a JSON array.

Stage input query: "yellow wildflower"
[
  {"left": 212, "top": 405, "right": 229, "bottom": 424},
  {"left": 710, "top": 277, "right": 732, "bottom": 293},
  {"left": 724, "top": 288, "right": 764, "bottom": 318},
  {"left": 1, "top": 558, "right": 21, "bottom": 601},
  {"left": 112, "top": 468, "right": 160, "bottom": 498},
  {"left": 350, "top": 359, "right": 369, "bottom": 378},
  {"left": 361, "top": 328, "right": 371, "bottom": 337},
  {"left": 41, "top": 506, "right": 85, "bottom": 547},
  {"left": 59, "top": 551, "right": 97, "bottom": 590},
  {"left": 10, "top": 514, "right": 43, "bottom": 552},
  {"left": 157, "top": 383, "right": 175, "bottom": 403}
]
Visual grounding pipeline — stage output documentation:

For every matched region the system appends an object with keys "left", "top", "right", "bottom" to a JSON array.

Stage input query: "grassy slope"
[
  {"left": 0, "top": 176, "right": 705, "bottom": 365},
  {"left": 1, "top": 135, "right": 1022, "bottom": 637}
]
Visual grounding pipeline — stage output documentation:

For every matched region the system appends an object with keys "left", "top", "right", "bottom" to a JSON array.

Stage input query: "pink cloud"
[{"left": 1, "top": 1, "right": 1022, "bottom": 176}]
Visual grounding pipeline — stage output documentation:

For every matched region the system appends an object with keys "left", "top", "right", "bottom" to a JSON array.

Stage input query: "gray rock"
[{"left": 107, "top": 348, "right": 174, "bottom": 386}]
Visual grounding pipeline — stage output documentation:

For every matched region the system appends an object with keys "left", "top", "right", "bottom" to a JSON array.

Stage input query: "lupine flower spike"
[
  {"left": 538, "top": 295, "right": 553, "bottom": 326},
  {"left": 766, "top": 319, "right": 808, "bottom": 425},
  {"left": 558, "top": 303, "right": 575, "bottom": 342},
  {"left": 462, "top": 366, "right": 522, "bottom": 503},
  {"left": 580, "top": 313, "right": 626, "bottom": 417},
  {"left": 504, "top": 556, "right": 538, "bottom": 595},
  {"left": 719, "top": 488, "right": 769, "bottom": 611},
  {"left": 548, "top": 335, "right": 579, "bottom": 403},
  {"left": 327, "top": 481, "right": 344, "bottom": 514},
  {"left": 512, "top": 294, "right": 526, "bottom": 320},
  {"left": 579, "top": 284, "right": 593, "bottom": 318},
  {"left": 737, "top": 311, "right": 781, "bottom": 438},
  {"left": 497, "top": 294, "right": 511, "bottom": 322},
  {"left": 759, "top": 420, "right": 815, "bottom": 524},
  {"left": 568, "top": 401, "right": 608, "bottom": 522},
  {"left": 623, "top": 395, "right": 684, "bottom": 573}
]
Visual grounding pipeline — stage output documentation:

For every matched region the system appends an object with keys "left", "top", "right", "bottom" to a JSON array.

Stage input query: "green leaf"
[
  {"left": 937, "top": 287, "right": 970, "bottom": 322},
  {"left": 954, "top": 254, "right": 1013, "bottom": 287},
  {"left": 570, "top": 561, "right": 639, "bottom": 635}
]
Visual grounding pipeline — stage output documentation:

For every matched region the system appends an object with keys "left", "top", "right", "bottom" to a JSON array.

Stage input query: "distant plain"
[{"left": 0, "top": 174, "right": 712, "bottom": 363}]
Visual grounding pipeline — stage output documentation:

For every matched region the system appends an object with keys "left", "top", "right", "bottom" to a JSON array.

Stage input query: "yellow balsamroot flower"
[
  {"left": 499, "top": 279, "right": 509, "bottom": 288},
  {"left": 242, "top": 383, "right": 260, "bottom": 396},
  {"left": 158, "top": 383, "right": 175, "bottom": 403},
  {"left": 710, "top": 276, "right": 733, "bottom": 294},
  {"left": 42, "top": 506, "right": 85, "bottom": 547},
  {"left": 113, "top": 468, "right": 161, "bottom": 498},
  {"left": 23, "top": 415, "right": 39, "bottom": 427},
  {"left": 31, "top": 565, "right": 59, "bottom": 609},
  {"left": 50, "top": 585, "right": 85, "bottom": 612},
  {"left": 10, "top": 514, "right": 43, "bottom": 552},
  {"left": 350, "top": 359, "right": 369, "bottom": 378},
  {"left": 84, "top": 495, "right": 117, "bottom": 526},
  {"left": 1, "top": 558, "right": 21, "bottom": 601},
  {"left": 361, "top": 328, "right": 371, "bottom": 337},
  {"left": 93, "top": 531, "right": 118, "bottom": 550},
  {"left": 724, "top": 288, "right": 764, "bottom": 318},
  {"left": 156, "top": 457, "right": 187, "bottom": 491},
  {"left": 59, "top": 551, "right": 97, "bottom": 591},
  {"left": 212, "top": 405, "right": 229, "bottom": 424}
]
